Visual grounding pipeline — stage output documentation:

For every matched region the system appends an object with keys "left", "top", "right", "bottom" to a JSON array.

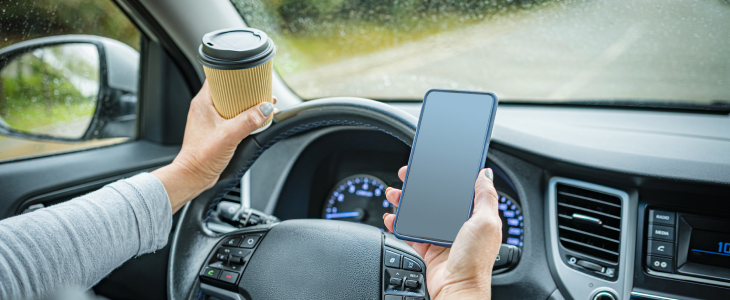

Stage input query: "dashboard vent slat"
[
  {"left": 557, "top": 183, "right": 622, "bottom": 263},
  {"left": 557, "top": 203, "right": 621, "bottom": 220}
]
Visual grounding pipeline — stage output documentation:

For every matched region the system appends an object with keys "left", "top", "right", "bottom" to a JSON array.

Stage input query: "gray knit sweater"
[{"left": 0, "top": 173, "right": 172, "bottom": 300}]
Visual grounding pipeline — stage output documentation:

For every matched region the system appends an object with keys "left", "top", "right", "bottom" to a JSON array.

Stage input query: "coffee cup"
[{"left": 198, "top": 28, "right": 276, "bottom": 134}]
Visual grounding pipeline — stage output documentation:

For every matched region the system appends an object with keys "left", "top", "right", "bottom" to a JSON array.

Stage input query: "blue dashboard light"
[
  {"left": 507, "top": 218, "right": 519, "bottom": 226},
  {"left": 507, "top": 237, "right": 520, "bottom": 245},
  {"left": 498, "top": 204, "right": 508, "bottom": 211},
  {"left": 383, "top": 199, "right": 390, "bottom": 208},
  {"left": 504, "top": 210, "right": 515, "bottom": 218},
  {"left": 325, "top": 211, "right": 360, "bottom": 219},
  {"left": 355, "top": 190, "right": 373, "bottom": 197}
]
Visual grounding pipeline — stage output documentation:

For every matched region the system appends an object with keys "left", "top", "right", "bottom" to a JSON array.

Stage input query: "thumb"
[
  {"left": 472, "top": 168, "right": 499, "bottom": 215},
  {"left": 230, "top": 102, "right": 275, "bottom": 138}
]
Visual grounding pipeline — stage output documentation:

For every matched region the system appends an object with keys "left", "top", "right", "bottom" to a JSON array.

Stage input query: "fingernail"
[
  {"left": 260, "top": 102, "right": 274, "bottom": 116},
  {"left": 385, "top": 187, "right": 392, "bottom": 193},
  {"left": 485, "top": 168, "right": 494, "bottom": 181},
  {"left": 383, "top": 213, "right": 389, "bottom": 219}
]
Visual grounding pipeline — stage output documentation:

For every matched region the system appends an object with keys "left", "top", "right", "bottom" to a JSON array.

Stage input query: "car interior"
[{"left": 0, "top": 0, "right": 729, "bottom": 300}]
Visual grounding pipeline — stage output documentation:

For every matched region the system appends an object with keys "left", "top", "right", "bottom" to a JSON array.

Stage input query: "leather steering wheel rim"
[{"left": 168, "top": 97, "right": 418, "bottom": 300}]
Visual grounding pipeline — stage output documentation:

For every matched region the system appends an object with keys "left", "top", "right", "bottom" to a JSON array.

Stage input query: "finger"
[
  {"left": 230, "top": 102, "right": 276, "bottom": 136},
  {"left": 272, "top": 96, "right": 277, "bottom": 104},
  {"left": 398, "top": 166, "right": 407, "bottom": 182},
  {"left": 384, "top": 212, "right": 396, "bottom": 232},
  {"left": 383, "top": 213, "right": 420, "bottom": 248},
  {"left": 385, "top": 187, "right": 402, "bottom": 207},
  {"left": 197, "top": 80, "right": 211, "bottom": 105},
  {"left": 472, "top": 168, "right": 500, "bottom": 215}
]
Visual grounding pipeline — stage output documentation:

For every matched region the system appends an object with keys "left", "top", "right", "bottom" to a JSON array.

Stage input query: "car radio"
[{"left": 645, "top": 209, "right": 730, "bottom": 286}]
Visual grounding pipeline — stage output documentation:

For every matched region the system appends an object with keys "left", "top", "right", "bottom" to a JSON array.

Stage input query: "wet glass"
[
  {"left": 0, "top": 0, "right": 139, "bottom": 162},
  {"left": 232, "top": 0, "right": 730, "bottom": 105},
  {"left": 0, "top": 44, "right": 100, "bottom": 139}
]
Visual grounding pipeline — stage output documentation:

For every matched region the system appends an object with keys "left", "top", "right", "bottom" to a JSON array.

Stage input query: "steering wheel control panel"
[
  {"left": 382, "top": 246, "right": 429, "bottom": 300},
  {"left": 199, "top": 231, "right": 266, "bottom": 290}
]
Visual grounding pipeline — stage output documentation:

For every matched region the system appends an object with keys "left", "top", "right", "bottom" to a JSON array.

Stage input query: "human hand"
[
  {"left": 153, "top": 80, "right": 277, "bottom": 212},
  {"left": 383, "top": 167, "right": 502, "bottom": 299}
]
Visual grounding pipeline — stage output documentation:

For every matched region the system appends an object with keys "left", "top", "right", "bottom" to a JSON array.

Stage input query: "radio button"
[
  {"left": 649, "top": 210, "right": 675, "bottom": 226},
  {"left": 647, "top": 240, "right": 673, "bottom": 257},
  {"left": 648, "top": 224, "right": 674, "bottom": 242},
  {"left": 647, "top": 255, "right": 673, "bottom": 273}
]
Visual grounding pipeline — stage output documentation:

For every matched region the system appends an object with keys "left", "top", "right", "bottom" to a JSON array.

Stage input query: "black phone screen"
[{"left": 394, "top": 90, "right": 497, "bottom": 244}]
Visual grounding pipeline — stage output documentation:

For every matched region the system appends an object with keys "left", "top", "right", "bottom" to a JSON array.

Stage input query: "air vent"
[
  {"left": 557, "top": 183, "right": 622, "bottom": 263},
  {"left": 223, "top": 185, "right": 242, "bottom": 202}
]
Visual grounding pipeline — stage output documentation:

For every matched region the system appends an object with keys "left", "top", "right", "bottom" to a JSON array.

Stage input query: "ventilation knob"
[{"left": 593, "top": 291, "right": 617, "bottom": 300}]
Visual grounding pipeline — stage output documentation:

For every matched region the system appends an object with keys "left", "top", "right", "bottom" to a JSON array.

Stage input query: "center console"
[
  {"left": 632, "top": 191, "right": 730, "bottom": 300},
  {"left": 645, "top": 209, "right": 730, "bottom": 286}
]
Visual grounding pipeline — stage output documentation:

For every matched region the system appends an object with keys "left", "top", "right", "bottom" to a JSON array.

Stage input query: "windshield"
[{"left": 231, "top": 0, "right": 730, "bottom": 106}]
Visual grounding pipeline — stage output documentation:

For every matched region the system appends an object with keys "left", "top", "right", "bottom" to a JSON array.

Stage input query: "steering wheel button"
[
  {"left": 240, "top": 235, "right": 261, "bottom": 248},
  {"left": 218, "top": 247, "right": 234, "bottom": 255},
  {"left": 389, "top": 277, "right": 403, "bottom": 286},
  {"left": 216, "top": 254, "right": 229, "bottom": 261},
  {"left": 219, "top": 271, "right": 239, "bottom": 284},
  {"left": 384, "top": 250, "right": 402, "bottom": 268},
  {"left": 202, "top": 267, "right": 221, "bottom": 279},
  {"left": 231, "top": 248, "right": 252, "bottom": 257},
  {"left": 404, "top": 279, "right": 419, "bottom": 288},
  {"left": 406, "top": 297, "right": 426, "bottom": 300},
  {"left": 384, "top": 295, "right": 403, "bottom": 300},
  {"left": 402, "top": 257, "right": 422, "bottom": 272},
  {"left": 230, "top": 256, "right": 244, "bottom": 264},
  {"left": 224, "top": 237, "right": 242, "bottom": 247}
]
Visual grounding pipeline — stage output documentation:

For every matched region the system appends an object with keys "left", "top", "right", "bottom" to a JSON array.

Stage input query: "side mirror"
[{"left": 0, "top": 35, "right": 138, "bottom": 141}]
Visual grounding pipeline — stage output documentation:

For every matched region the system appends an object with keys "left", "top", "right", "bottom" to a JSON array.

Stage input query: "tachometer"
[
  {"left": 498, "top": 193, "right": 524, "bottom": 251},
  {"left": 322, "top": 175, "right": 395, "bottom": 230}
]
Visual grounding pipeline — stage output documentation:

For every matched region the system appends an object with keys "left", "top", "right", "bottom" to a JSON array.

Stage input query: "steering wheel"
[{"left": 168, "top": 98, "right": 429, "bottom": 300}]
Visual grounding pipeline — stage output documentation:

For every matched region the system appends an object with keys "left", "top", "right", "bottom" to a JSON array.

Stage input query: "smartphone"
[{"left": 393, "top": 89, "right": 498, "bottom": 247}]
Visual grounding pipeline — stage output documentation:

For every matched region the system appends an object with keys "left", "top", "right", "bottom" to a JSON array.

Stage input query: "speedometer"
[
  {"left": 498, "top": 193, "right": 524, "bottom": 251},
  {"left": 321, "top": 174, "right": 395, "bottom": 230}
]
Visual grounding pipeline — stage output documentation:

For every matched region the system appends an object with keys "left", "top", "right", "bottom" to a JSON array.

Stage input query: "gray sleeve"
[{"left": 0, "top": 173, "right": 172, "bottom": 300}]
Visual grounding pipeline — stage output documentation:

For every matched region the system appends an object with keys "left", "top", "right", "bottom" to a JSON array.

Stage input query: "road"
[{"left": 285, "top": 0, "right": 730, "bottom": 103}]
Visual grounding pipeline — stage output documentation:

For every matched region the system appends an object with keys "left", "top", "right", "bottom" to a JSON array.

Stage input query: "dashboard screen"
[
  {"left": 394, "top": 90, "right": 496, "bottom": 244},
  {"left": 688, "top": 230, "right": 730, "bottom": 269}
]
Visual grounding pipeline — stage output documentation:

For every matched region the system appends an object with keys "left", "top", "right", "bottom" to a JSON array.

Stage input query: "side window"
[{"left": 0, "top": 0, "right": 140, "bottom": 162}]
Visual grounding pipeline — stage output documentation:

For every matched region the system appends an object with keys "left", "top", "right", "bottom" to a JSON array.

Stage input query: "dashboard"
[{"left": 217, "top": 104, "right": 730, "bottom": 300}]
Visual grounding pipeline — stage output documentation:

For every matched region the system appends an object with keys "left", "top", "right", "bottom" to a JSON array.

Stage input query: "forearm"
[
  {"left": 152, "top": 163, "right": 211, "bottom": 213},
  {"left": 0, "top": 173, "right": 172, "bottom": 300}
]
